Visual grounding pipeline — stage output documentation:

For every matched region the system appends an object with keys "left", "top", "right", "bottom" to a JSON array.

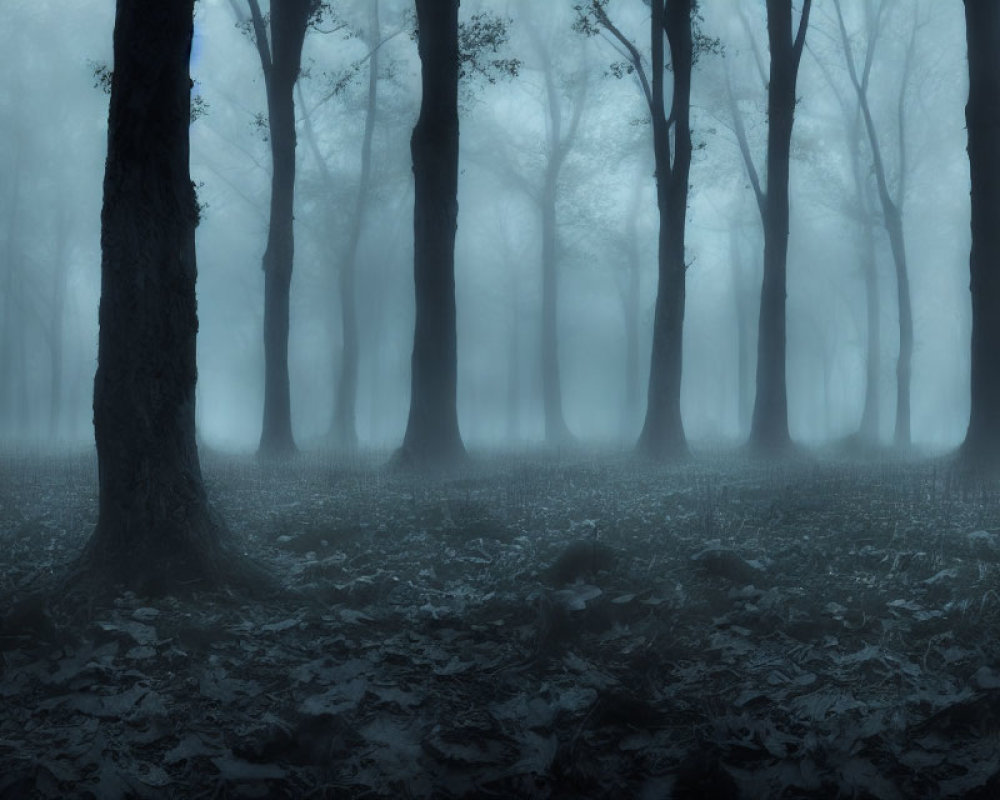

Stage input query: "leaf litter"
[{"left": 1, "top": 449, "right": 1000, "bottom": 797}]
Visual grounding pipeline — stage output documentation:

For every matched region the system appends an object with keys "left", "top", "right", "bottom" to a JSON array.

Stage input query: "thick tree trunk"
[
  {"left": 398, "top": 0, "right": 465, "bottom": 466},
  {"left": 256, "top": 0, "right": 312, "bottom": 459},
  {"left": 961, "top": 0, "right": 1000, "bottom": 467},
  {"left": 637, "top": 0, "right": 693, "bottom": 460},
  {"left": 749, "top": 0, "right": 809, "bottom": 453},
  {"left": 80, "top": 0, "right": 236, "bottom": 595}
]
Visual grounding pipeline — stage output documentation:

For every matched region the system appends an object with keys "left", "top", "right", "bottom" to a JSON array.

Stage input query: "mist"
[{"left": 0, "top": 0, "right": 971, "bottom": 454}]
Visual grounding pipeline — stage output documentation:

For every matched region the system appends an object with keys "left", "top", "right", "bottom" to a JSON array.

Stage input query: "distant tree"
[
  {"left": 833, "top": 0, "right": 916, "bottom": 450},
  {"left": 230, "top": 0, "right": 320, "bottom": 458},
  {"left": 961, "top": 0, "right": 1000, "bottom": 469},
  {"left": 329, "top": 0, "right": 380, "bottom": 452},
  {"left": 397, "top": 0, "right": 465, "bottom": 465},
  {"left": 532, "top": 22, "right": 585, "bottom": 448},
  {"left": 78, "top": 0, "right": 239, "bottom": 594},
  {"left": 738, "top": 0, "right": 811, "bottom": 453},
  {"left": 298, "top": 2, "right": 385, "bottom": 452},
  {"left": 810, "top": 14, "right": 882, "bottom": 447},
  {"left": 576, "top": 0, "right": 697, "bottom": 459}
]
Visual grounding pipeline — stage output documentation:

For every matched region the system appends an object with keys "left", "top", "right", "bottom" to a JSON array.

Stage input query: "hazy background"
[{"left": 0, "top": 0, "right": 971, "bottom": 453}]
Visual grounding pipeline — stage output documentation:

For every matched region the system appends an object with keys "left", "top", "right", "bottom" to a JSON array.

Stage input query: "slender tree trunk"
[
  {"left": 858, "top": 215, "right": 880, "bottom": 442},
  {"left": 729, "top": 229, "right": 754, "bottom": 436},
  {"left": 886, "top": 210, "right": 912, "bottom": 448},
  {"left": 506, "top": 284, "right": 521, "bottom": 443},
  {"left": 622, "top": 207, "right": 641, "bottom": 439},
  {"left": 961, "top": 0, "right": 1000, "bottom": 467},
  {"left": 637, "top": 0, "right": 693, "bottom": 459},
  {"left": 539, "top": 168, "right": 571, "bottom": 445},
  {"left": 254, "top": 0, "right": 312, "bottom": 459},
  {"left": 833, "top": 0, "right": 911, "bottom": 449},
  {"left": 79, "top": 0, "right": 238, "bottom": 595},
  {"left": 48, "top": 202, "right": 70, "bottom": 439},
  {"left": 397, "top": 0, "right": 465, "bottom": 466},
  {"left": 749, "top": 0, "right": 810, "bottom": 453},
  {"left": 329, "top": 1, "right": 380, "bottom": 450},
  {"left": 1, "top": 145, "right": 22, "bottom": 433}
]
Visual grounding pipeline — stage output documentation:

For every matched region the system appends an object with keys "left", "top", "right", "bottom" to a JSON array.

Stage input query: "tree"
[
  {"left": 961, "top": 0, "right": 1000, "bottom": 469},
  {"left": 833, "top": 0, "right": 916, "bottom": 449},
  {"left": 397, "top": 0, "right": 465, "bottom": 466},
  {"left": 746, "top": 0, "right": 812, "bottom": 453},
  {"left": 298, "top": 3, "right": 386, "bottom": 451},
  {"left": 77, "top": 0, "right": 238, "bottom": 594},
  {"left": 330, "top": 0, "right": 380, "bottom": 451},
  {"left": 810, "top": 14, "right": 882, "bottom": 447},
  {"left": 233, "top": 0, "right": 318, "bottom": 458},
  {"left": 576, "top": 0, "right": 696, "bottom": 459}
]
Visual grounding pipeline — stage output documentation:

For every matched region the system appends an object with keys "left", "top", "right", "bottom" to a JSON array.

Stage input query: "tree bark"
[
  {"left": 961, "top": 0, "right": 1000, "bottom": 468},
  {"left": 254, "top": 0, "right": 313, "bottom": 459},
  {"left": 397, "top": 0, "right": 465, "bottom": 466},
  {"left": 636, "top": 0, "right": 693, "bottom": 459},
  {"left": 79, "top": 0, "right": 237, "bottom": 595},
  {"left": 748, "top": 0, "right": 811, "bottom": 453}
]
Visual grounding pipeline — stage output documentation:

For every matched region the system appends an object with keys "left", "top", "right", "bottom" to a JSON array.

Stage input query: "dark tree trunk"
[
  {"left": 397, "top": 0, "right": 465, "bottom": 466},
  {"left": 79, "top": 0, "right": 237, "bottom": 595},
  {"left": 637, "top": 0, "right": 693, "bottom": 459},
  {"left": 962, "top": 0, "right": 1000, "bottom": 467},
  {"left": 748, "top": 0, "right": 810, "bottom": 454},
  {"left": 252, "top": 0, "right": 313, "bottom": 459}
]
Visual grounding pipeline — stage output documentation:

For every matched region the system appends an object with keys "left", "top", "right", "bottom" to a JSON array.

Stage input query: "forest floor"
[{"left": 2, "top": 447, "right": 1000, "bottom": 799}]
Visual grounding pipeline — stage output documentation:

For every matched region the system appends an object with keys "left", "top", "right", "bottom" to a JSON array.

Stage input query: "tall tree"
[
  {"left": 298, "top": 3, "right": 384, "bottom": 451},
  {"left": 810, "top": 18, "right": 882, "bottom": 446},
  {"left": 78, "top": 0, "right": 237, "bottom": 593},
  {"left": 576, "top": 0, "right": 696, "bottom": 459},
  {"left": 535, "top": 34, "right": 585, "bottom": 447},
  {"left": 961, "top": 0, "right": 1000, "bottom": 468},
  {"left": 237, "top": 0, "right": 317, "bottom": 458},
  {"left": 397, "top": 0, "right": 465, "bottom": 465},
  {"left": 833, "top": 0, "right": 915, "bottom": 449},
  {"left": 747, "top": 0, "right": 811, "bottom": 453},
  {"left": 331, "top": 0, "right": 380, "bottom": 451}
]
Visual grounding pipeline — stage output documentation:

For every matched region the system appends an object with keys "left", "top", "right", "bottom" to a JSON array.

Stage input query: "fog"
[{"left": 0, "top": 0, "right": 971, "bottom": 453}]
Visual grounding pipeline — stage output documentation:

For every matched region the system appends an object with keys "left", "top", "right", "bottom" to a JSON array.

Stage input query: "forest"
[{"left": 2, "top": 0, "right": 1000, "bottom": 797}]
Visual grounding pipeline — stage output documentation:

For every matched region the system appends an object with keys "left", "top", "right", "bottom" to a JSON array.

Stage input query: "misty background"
[{"left": 0, "top": 0, "right": 971, "bottom": 453}]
